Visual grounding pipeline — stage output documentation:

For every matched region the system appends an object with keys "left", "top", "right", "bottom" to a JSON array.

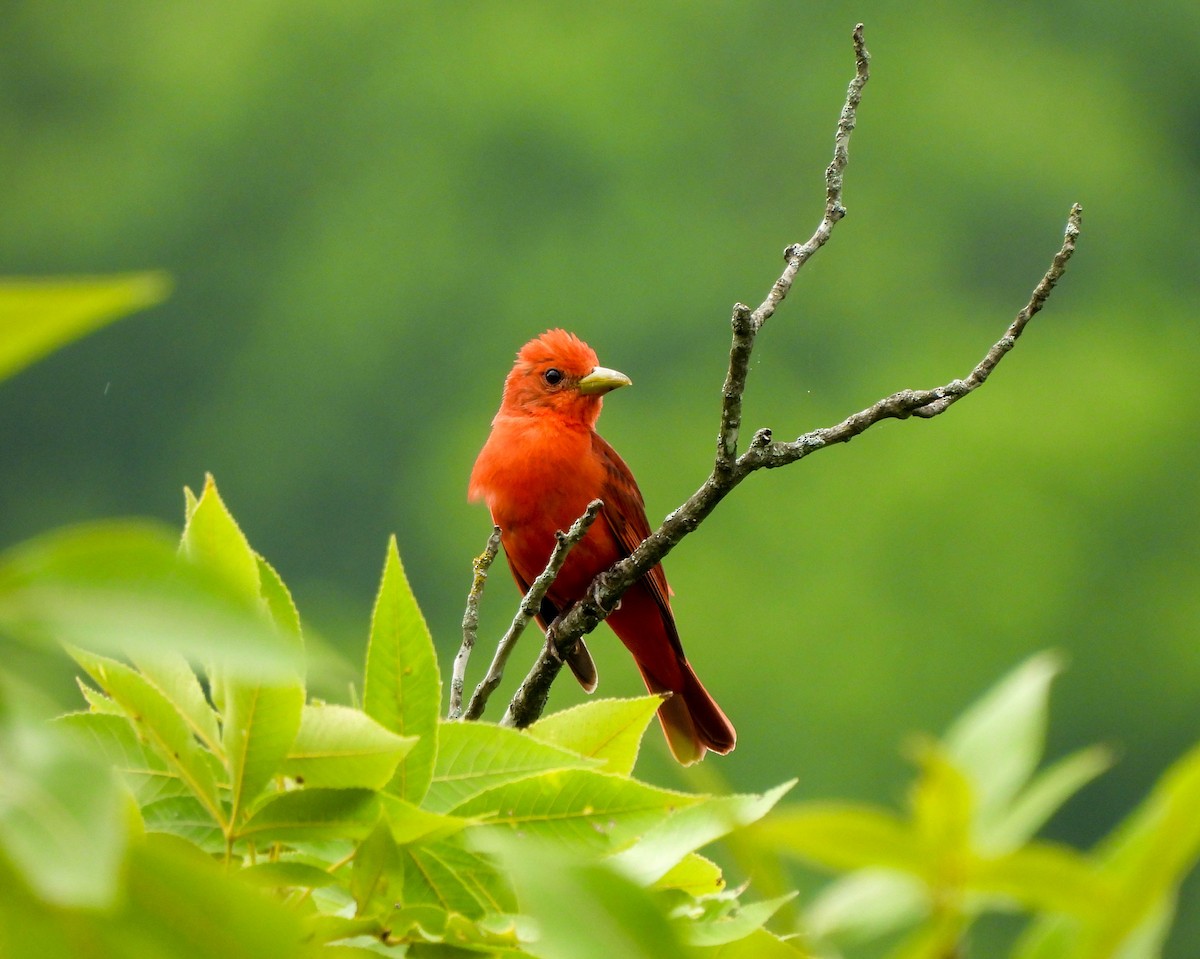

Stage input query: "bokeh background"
[{"left": 3, "top": 1, "right": 1197, "bottom": 951}]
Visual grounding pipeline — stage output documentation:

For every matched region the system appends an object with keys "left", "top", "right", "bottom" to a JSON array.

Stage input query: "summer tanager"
[{"left": 469, "top": 329, "right": 736, "bottom": 764}]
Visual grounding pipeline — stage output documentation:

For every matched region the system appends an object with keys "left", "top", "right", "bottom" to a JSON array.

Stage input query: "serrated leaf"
[
  {"left": 363, "top": 536, "right": 440, "bottom": 804},
  {"left": 282, "top": 704, "right": 416, "bottom": 791},
  {"left": 239, "top": 787, "right": 379, "bottom": 844},
  {"left": 452, "top": 769, "right": 701, "bottom": 854},
  {"left": 141, "top": 796, "right": 225, "bottom": 851},
  {"left": 426, "top": 720, "right": 598, "bottom": 812},
  {"left": 682, "top": 892, "right": 797, "bottom": 947},
  {"left": 613, "top": 780, "right": 795, "bottom": 885},
  {"left": 71, "top": 648, "right": 225, "bottom": 829},
  {"left": 0, "top": 272, "right": 170, "bottom": 382},
  {"left": 180, "top": 474, "right": 263, "bottom": 606},
  {"left": 55, "top": 711, "right": 190, "bottom": 807},
  {"left": 529, "top": 695, "right": 665, "bottom": 775},
  {"left": 75, "top": 677, "right": 122, "bottom": 715},
  {"left": 804, "top": 869, "right": 928, "bottom": 943},
  {"left": 0, "top": 522, "right": 301, "bottom": 679},
  {"left": 0, "top": 720, "right": 127, "bottom": 908},
  {"left": 653, "top": 852, "right": 726, "bottom": 897},
  {"left": 256, "top": 554, "right": 302, "bottom": 637},
  {"left": 943, "top": 652, "right": 1061, "bottom": 828},
  {"left": 755, "top": 803, "right": 927, "bottom": 875},
  {"left": 131, "top": 649, "right": 222, "bottom": 755},
  {"left": 403, "top": 838, "right": 516, "bottom": 920},
  {"left": 223, "top": 678, "right": 305, "bottom": 825}
]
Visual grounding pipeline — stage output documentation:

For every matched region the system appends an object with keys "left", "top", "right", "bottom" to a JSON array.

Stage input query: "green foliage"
[{"left": 2, "top": 293, "right": 1198, "bottom": 958}]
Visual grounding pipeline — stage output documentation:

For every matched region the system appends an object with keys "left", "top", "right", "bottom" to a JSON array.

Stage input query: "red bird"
[{"left": 469, "top": 329, "right": 735, "bottom": 764}]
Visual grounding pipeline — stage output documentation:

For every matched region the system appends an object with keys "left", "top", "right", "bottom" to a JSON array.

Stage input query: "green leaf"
[
  {"left": 141, "top": 796, "right": 225, "bottom": 851},
  {"left": 0, "top": 521, "right": 302, "bottom": 679},
  {"left": 485, "top": 833, "right": 691, "bottom": 959},
  {"left": 756, "top": 803, "right": 927, "bottom": 875},
  {"left": 239, "top": 787, "right": 380, "bottom": 844},
  {"left": 256, "top": 554, "right": 303, "bottom": 637},
  {"left": 130, "top": 650, "right": 222, "bottom": 756},
  {"left": 452, "top": 769, "right": 702, "bottom": 854},
  {"left": 426, "top": 720, "right": 598, "bottom": 812},
  {"left": 351, "top": 818, "right": 400, "bottom": 914},
  {"left": 363, "top": 536, "right": 440, "bottom": 804},
  {"left": 378, "top": 793, "right": 470, "bottom": 845},
  {"left": 282, "top": 704, "right": 416, "bottom": 791},
  {"left": 682, "top": 892, "right": 797, "bottom": 947},
  {"left": 0, "top": 719, "right": 127, "bottom": 908},
  {"left": 180, "top": 474, "right": 264, "bottom": 606},
  {"left": 222, "top": 677, "right": 306, "bottom": 825},
  {"left": 71, "top": 648, "right": 225, "bottom": 829},
  {"left": 612, "top": 780, "right": 795, "bottom": 885},
  {"left": 804, "top": 869, "right": 928, "bottom": 944},
  {"left": 653, "top": 853, "right": 726, "bottom": 897},
  {"left": 402, "top": 837, "right": 517, "bottom": 920},
  {"left": 909, "top": 744, "right": 973, "bottom": 860},
  {"left": 529, "top": 695, "right": 665, "bottom": 775},
  {"left": 119, "top": 834, "right": 310, "bottom": 959},
  {"left": 241, "top": 860, "right": 339, "bottom": 890},
  {"left": 943, "top": 652, "right": 1061, "bottom": 830},
  {"left": 0, "top": 272, "right": 170, "bottom": 382},
  {"left": 183, "top": 477, "right": 306, "bottom": 823},
  {"left": 694, "top": 926, "right": 811, "bottom": 958},
  {"left": 989, "top": 744, "right": 1113, "bottom": 851},
  {"left": 968, "top": 841, "right": 1113, "bottom": 919},
  {"left": 75, "top": 677, "right": 123, "bottom": 715},
  {"left": 56, "top": 711, "right": 191, "bottom": 807}
]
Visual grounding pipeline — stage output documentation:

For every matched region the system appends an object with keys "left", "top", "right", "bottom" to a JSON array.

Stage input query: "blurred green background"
[{"left": 2, "top": 0, "right": 1197, "bottom": 949}]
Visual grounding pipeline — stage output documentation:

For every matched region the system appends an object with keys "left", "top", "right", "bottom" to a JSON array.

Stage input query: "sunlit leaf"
[
  {"left": 529, "top": 695, "right": 665, "bottom": 775},
  {"left": 363, "top": 536, "right": 440, "bottom": 804},
  {"left": 71, "top": 648, "right": 225, "bottom": 829},
  {"left": 0, "top": 272, "right": 170, "bottom": 382},
  {"left": 426, "top": 720, "right": 598, "bottom": 812},
  {"left": 652, "top": 852, "right": 725, "bottom": 898},
  {"left": 612, "top": 780, "right": 794, "bottom": 885},
  {"left": 378, "top": 793, "right": 470, "bottom": 845},
  {"left": 451, "top": 769, "right": 701, "bottom": 854},
  {"left": 694, "top": 926, "right": 810, "bottom": 958},
  {"left": 141, "top": 796, "right": 225, "bottom": 851},
  {"left": 283, "top": 703, "right": 416, "bottom": 791},
  {"left": 130, "top": 650, "right": 222, "bottom": 756},
  {"left": 909, "top": 744, "right": 973, "bottom": 860},
  {"left": 968, "top": 841, "right": 1113, "bottom": 919}
]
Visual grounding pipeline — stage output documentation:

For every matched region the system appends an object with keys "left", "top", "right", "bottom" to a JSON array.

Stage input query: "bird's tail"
[{"left": 638, "top": 661, "right": 736, "bottom": 765}]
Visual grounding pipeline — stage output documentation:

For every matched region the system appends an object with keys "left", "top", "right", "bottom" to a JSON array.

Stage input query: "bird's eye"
[{"left": 543, "top": 368, "right": 563, "bottom": 386}]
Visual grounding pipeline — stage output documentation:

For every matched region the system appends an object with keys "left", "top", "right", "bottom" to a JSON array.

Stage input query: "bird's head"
[{"left": 499, "top": 329, "right": 631, "bottom": 427}]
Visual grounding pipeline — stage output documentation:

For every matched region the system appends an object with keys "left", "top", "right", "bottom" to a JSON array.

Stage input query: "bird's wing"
[{"left": 591, "top": 432, "right": 680, "bottom": 645}]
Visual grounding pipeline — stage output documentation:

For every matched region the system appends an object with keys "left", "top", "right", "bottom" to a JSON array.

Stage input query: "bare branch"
[
  {"left": 448, "top": 526, "right": 501, "bottom": 719},
  {"left": 464, "top": 500, "right": 602, "bottom": 722},
  {"left": 717, "top": 23, "right": 869, "bottom": 478},
  {"left": 497, "top": 24, "right": 1083, "bottom": 732}
]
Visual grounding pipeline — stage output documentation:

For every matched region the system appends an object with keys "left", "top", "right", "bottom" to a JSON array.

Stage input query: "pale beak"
[{"left": 578, "top": 366, "right": 632, "bottom": 395}]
